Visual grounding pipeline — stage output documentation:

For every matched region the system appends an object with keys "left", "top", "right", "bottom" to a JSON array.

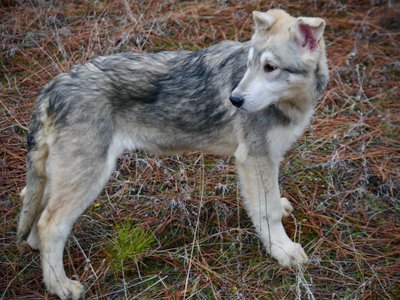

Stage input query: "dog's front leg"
[{"left": 235, "top": 146, "right": 308, "bottom": 266}]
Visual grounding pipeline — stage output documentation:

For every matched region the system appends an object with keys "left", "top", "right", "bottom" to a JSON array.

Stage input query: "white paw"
[
  {"left": 20, "top": 187, "right": 26, "bottom": 198},
  {"left": 270, "top": 241, "right": 308, "bottom": 266},
  {"left": 49, "top": 279, "right": 84, "bottom": 300},
  {"left": 26, "top": 231, "right": 40, "bottom": 250},
  {"left": 281, "top": 197, "right": 294, "bottom": 218}
]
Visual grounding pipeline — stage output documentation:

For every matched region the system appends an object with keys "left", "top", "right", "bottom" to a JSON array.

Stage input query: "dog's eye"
[{"left": 264, "top": 63, "right": 277, "bottom": 73}]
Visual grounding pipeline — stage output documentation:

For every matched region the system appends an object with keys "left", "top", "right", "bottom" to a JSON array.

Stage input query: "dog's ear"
[
  {"left": 253, "top": 11, "right": 275, "bottom": 31},
  {"left": 290, "top": 17, "right": 325, "bottom": 52}
]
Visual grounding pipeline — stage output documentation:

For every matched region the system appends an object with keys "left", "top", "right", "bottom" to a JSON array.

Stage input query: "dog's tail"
[{"left": 17, "top": 104, "right": 49, "bottom": 243}]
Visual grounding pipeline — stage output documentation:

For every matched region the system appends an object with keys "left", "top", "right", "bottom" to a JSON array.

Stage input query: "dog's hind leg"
[
  {"left": 37, "top": 137, "right": 120, "bottom": 300},
  {"left": 19, "top": 187, "right": 40, "bottom": 249},
  {"left": 235, "top": 146, "right": 307, "bottom": 266},
  {"left": 19, "top": 186, "right": 49, "bottom": 250}
]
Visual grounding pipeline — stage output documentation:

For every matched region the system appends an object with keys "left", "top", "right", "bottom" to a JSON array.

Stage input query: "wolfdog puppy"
[{"left": 17, "top": 9, "right": 328, "bottom": 299}]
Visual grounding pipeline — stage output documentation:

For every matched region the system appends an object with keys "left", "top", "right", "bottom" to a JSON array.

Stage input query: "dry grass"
[{"left": 1, "top": 0, "right": 399, "bottom": 299}]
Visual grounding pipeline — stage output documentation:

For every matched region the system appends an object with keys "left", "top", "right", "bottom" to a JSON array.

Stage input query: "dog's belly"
[
  {"left": 114, "top": 120, "right": 238, "bottom": 157},
  {"left": 112, "top": 99, "right": 240, "bottom": 156}
]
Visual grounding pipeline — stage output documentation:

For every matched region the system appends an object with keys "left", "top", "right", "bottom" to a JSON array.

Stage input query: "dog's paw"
[
  {"left": 26, "top": 232, "right": 40, "bottom": 250},
  {"left": 270, "top": 241, "right": 308, "bottom": 266},
  {"left": 281, "top": 197, "right": 294, "bottom": 218},
  {"left": 20, "top": 186, "right": 26, "bottom": 198},
  {"left": 49, "top": 279, "right": 84, "bottom": 300}
]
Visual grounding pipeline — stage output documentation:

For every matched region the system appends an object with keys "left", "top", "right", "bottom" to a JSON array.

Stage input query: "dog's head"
[{"left": 230, "top": 9, "right": 328, "bottom": 112}]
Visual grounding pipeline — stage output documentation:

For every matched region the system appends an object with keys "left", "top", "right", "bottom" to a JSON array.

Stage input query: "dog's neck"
[{"left": 276, "top": 97, "right": 315, "bottom": 124}]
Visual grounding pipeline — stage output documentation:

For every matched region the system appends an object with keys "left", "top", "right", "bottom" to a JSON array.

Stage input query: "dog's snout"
[{"left": 229, "top": 95, "right": 244, "bottom": 108}]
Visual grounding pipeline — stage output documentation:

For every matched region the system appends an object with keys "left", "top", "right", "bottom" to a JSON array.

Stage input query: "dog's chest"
[{"left": 267, "top": 118, "right": 310, "bottom": 161}]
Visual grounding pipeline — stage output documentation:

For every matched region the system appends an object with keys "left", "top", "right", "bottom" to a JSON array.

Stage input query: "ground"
[{"left": 1, "top": 0, "right": 399, "bottom": 299}]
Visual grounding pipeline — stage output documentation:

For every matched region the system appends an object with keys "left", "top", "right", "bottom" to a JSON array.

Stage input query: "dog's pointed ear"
[
  {"left": 253, "top": 11, "right": 276, "bottom": 31},
  {"left": 290, "top": 17, "right": 325, "bottom": 52}
]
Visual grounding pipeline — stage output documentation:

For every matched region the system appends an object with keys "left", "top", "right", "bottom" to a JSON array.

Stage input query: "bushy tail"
[{"left": 17, "top": 134, "right": 48, "bottom": 243}]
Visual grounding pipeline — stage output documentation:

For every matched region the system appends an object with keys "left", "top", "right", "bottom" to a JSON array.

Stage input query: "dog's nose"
[{"left": 229, "top": 95, "right": 244, "bottom": 108}]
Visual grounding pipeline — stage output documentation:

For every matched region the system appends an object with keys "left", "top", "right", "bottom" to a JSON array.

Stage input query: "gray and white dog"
[{"left": 17, "top": 9, "right": 328, "bottom": 299}]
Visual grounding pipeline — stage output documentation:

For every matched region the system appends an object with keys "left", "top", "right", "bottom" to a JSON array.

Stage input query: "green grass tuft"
[{"left": 105, "top": 222, "right": 156, "bottom": 272}]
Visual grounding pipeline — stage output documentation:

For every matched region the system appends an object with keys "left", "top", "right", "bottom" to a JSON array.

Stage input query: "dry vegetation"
[{"left": 1, "top": 0, "right": 399, "bottom": 299}]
